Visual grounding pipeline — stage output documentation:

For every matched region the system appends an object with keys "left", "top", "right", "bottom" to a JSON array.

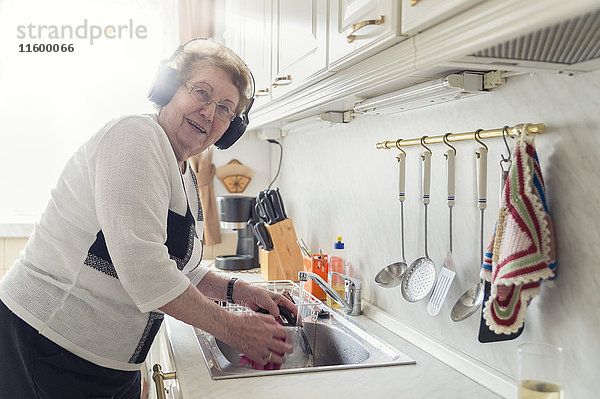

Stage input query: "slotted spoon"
[{"left": 402, "top": 144, "right": 436, "bottom": 302}]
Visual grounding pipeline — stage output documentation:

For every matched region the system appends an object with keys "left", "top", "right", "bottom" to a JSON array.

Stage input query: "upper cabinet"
[
  {"left": 401, "top": 0, "right": 486, "bottom": 35},
  {"left": 270, "top": 0, "right": 329, "bottom": 99},
  {"left": 328, "top": 0, "right": 404, "bottom": 71},
  {"left": 222, "top": 0, "right": 273, "bottom": 108},
  {"left": 216, "top": 0, "right": 600, "bottom": 128}
]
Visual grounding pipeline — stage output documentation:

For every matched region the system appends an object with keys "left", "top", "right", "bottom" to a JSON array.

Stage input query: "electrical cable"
[{"left": 266, "top": 139, "right": 283, "bottom": 190}]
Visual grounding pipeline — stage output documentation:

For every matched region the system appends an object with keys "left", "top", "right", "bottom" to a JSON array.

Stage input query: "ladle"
[
  {"left": 451, "top": 130, "right": 487, "bottom": 321},
  {"left": 401, "top": 137, "right": 436, "bottom": 302},
  {"left": 375, "top": 143, "right": 408, "bottom": 288}
]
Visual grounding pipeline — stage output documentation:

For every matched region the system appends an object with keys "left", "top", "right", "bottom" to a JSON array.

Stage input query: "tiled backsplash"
[{"left": 276, "top": 70, "right": 600, "bottom": 398}]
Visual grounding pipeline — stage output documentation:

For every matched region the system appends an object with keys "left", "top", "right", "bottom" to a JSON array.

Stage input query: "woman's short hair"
[{"left": 170, "top": 38, "right": 253, "bottom": 115}]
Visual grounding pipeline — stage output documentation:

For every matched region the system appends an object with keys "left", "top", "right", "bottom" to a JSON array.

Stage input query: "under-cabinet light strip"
[{"left": 375, "top": 123, "right": 545, "bottom": 150}]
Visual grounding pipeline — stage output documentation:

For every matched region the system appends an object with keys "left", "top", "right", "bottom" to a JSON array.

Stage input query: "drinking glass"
[
  {"left": 280, "top": 326, "right": 313, "bottom": 369},
  {"left": 517, "top": 343, "right": 564, "bottom": 399}
]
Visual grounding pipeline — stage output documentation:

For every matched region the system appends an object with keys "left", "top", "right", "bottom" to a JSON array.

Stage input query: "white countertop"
[{"left": 162, "top": 263, "right": 501, "bottom": 399}]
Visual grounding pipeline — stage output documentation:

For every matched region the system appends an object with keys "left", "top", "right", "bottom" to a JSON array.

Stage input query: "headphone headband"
[
  {"left": 164, "top": 38, "right": 255, "bottom": 105},
  {"left": 147, "top": 38, "right": 255, "bottom": 150}
]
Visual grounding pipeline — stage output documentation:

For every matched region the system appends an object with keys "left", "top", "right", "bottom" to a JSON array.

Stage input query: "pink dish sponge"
[
  {"left": 239, "top": 353, "right": 283, "bottom": 370},
  {"left": 239, "top": 336, "right": 286, "bottom": 370}
]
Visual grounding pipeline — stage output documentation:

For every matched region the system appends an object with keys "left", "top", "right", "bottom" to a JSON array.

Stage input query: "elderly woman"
[{"left": 0, "top": 38, "right": 294, "bottom": 398}]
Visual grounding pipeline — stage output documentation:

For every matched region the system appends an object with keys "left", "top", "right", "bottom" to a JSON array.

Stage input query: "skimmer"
[{"left": 402, "top": 138, "right": 436, "bottom": 302}]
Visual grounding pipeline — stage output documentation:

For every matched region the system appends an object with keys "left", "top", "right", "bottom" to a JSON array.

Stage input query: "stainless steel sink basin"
[
  {"left": 215, "top": 321, "right": 370, "bottom": 368},
  {"left": 300, "top": 322, "right": 370, "bottom": 366},
  {"left": 194, "top": 280, "right": 415, "bottom": 379}
]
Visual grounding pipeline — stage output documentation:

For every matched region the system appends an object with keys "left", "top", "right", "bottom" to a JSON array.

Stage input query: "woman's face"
[{"left": 159, "top": 62, "right": 240, "bottom": 164}]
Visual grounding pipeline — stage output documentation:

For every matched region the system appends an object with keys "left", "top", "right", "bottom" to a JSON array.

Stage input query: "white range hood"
[{"left": 451, "top": 8, "right": 600, "bottom": 73}]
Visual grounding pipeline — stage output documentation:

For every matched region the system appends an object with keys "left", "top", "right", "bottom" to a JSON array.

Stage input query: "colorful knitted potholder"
[{"left": 480, "top": 127, "right": 556, "bottom": 334}]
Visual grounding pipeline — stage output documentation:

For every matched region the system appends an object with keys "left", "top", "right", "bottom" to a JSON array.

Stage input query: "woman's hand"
[
  {"left": 222, "top": 311, "right": 293, "bottom": 366},
  {"left": 195, "top": 272, "right": 298, "bottom": 320},
  {"left": 232, "top": 281, "right": 298, "bottom": 322},
  {"left": 160, "top": 282, "right": 293, "bottom": 367}
]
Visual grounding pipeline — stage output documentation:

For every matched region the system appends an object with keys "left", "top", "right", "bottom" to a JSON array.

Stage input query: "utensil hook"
[
  {"left": 395, "top": 139, "right": 406, "bottom": 157},
  {"left": 443, "top": 133, "right": 455, "bottom": 252},
  {"left": 474, "top": 129, "right": 487, "bottom": 158},
  {"left": 420, "top": 136, "right": 432, "bottom": 156},
  {"left": 442, "top": 133, "right": 456, "bottom": 158},
  {"left": 500, "top": 125, "right": 513, "bottom": 171},
  {"left": 473, "top": 129, "right": 487, "bottom": 150}
]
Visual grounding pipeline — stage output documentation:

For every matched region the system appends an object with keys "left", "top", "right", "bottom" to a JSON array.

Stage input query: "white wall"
[
  {"left": 274, "top": 70, "right": 600, "bottom": 398},
  {"left": 0, "top": 0, "right": 178, "bottom": 223},
  {"left": 206, "top": 137, "right": 272, "bottom": 259},
  {"left": 211, "top": 135, "right": 272, "bottom": 198}
]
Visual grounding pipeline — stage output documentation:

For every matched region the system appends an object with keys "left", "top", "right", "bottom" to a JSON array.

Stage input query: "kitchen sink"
[{"left": 194, "top": 280, "right": 415, "bottom": 379}]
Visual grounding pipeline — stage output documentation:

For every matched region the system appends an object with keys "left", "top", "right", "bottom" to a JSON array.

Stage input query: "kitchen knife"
[
  {"left": 248, "top": 219, "right": 273, "bottom": 251},
  {"left": 275, "top": 188, "right": 287, "bottom": 218},
  {"left": 255, "top": 192, "right": 277, "bottom": 224},
  {"left": 267, "top": 188, "right": 287, "bottom": 222}
]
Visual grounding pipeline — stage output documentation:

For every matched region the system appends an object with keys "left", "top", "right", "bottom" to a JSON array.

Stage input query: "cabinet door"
[
  {"left": 401, "top": 0, "right": 486, "bottom": 35},
  {"left": 144, "top": 325, "right": 181, "bottom": 399},
  {"left": 240, "top": 0, "right": 273, "bottom": 109},
  {"left": 221, "top": 0, "right": 272, "bottom": 109},
  {"left": 328, "top": 0, "right": 404, "bottom": 71},
  {"left": 222, "top": 0, "right": 244, "bottom": 56},
  {"left": 271, "top": 0, "right": 328, "bottom": 99}
]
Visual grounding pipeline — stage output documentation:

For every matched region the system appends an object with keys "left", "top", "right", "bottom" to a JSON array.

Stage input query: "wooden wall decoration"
[{"left": 215, "top": 159, "right": 254, "bottom": 193}]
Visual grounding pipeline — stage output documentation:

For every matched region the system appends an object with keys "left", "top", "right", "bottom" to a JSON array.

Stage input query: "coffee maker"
[{"left": 215, "top": 196, "right": 259, "bottom": 270}]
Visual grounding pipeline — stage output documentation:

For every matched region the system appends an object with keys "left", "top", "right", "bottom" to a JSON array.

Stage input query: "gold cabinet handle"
[
  {"left": 152, "top": 364, "right": 177, "bottom": 399},
  {"left": 410, "top": 0, "right": 423, "bottom": 5},
  {"left": 346, "top": 15, "right": 384, "bottom": 43},
  {"left": 272, "top": 75, "right": 292, "bottom": 87},
  {"left": 254, "top": 88, "right": 270, "bottom": 97}
]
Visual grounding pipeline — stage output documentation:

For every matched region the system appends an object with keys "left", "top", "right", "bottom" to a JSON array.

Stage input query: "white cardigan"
[{"left": 0, "top": 114, "right": 208, "bottom": 371}]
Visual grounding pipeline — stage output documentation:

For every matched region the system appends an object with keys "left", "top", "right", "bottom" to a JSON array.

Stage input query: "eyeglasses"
[{"left": 185, "top": 82, "right": 237, "bottom": 122}]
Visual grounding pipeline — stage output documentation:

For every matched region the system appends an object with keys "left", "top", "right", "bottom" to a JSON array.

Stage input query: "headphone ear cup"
[
  {"left": 214, "top": 97, "right": 254, "bottom": 150},
  {"left": 214, "top": 116, "right": 247, "bottom": 150},
  {"left": 147, "top": 63, "right": 180, "bottom": 107}
]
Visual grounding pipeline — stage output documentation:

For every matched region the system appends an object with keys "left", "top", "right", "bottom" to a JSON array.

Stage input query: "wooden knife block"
[{"left": 259, "top": 219, "right": 303, "bottom": 281}]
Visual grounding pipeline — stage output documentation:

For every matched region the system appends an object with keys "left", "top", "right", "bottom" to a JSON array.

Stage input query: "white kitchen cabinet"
[
  {"left": 328, "top": 0, "right": 405, "bottom": 71},
  {"left": 219, "top": 0, "right": 600, "bottom": 129},
  {"left": 401, "top": 0, "right": 487, "bottom": 35},
  {"left": 270, "top": 0, "right": 329, "bottom": 99},
  {"left": 221, "top": 0, "right": 243, "bottom": 56},
  {"left": 244, "top": 0, "right": 273, "bottom": 108},
  {"left": 143, "top": 325, "right": 181, "bottom": 399},
  {"left": 221, "top": 0, "right": 273, "bottom": 109}
]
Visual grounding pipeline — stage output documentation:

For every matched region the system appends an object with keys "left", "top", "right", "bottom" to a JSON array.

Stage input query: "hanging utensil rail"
[{"left": 375, "top": 123, "right": 545, "bottom": 150}]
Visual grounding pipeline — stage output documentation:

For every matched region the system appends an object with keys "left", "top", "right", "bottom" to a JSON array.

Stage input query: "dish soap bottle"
[{"left": 327, "top": 236, "right": 350, "bottom": 309}]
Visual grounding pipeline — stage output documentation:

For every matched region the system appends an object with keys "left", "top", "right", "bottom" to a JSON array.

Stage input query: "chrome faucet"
[{"left": 298, "top": 271, "right": 362, "bottom": 316}]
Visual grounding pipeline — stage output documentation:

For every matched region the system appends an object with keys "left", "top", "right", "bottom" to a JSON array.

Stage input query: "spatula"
[{"left": 427, "top": 146, "right": 456, "bottom": 316}]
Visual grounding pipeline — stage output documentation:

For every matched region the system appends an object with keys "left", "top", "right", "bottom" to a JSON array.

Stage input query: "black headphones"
[{"left": 148, "top": 38, "right": 255, "bottom": 150}]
